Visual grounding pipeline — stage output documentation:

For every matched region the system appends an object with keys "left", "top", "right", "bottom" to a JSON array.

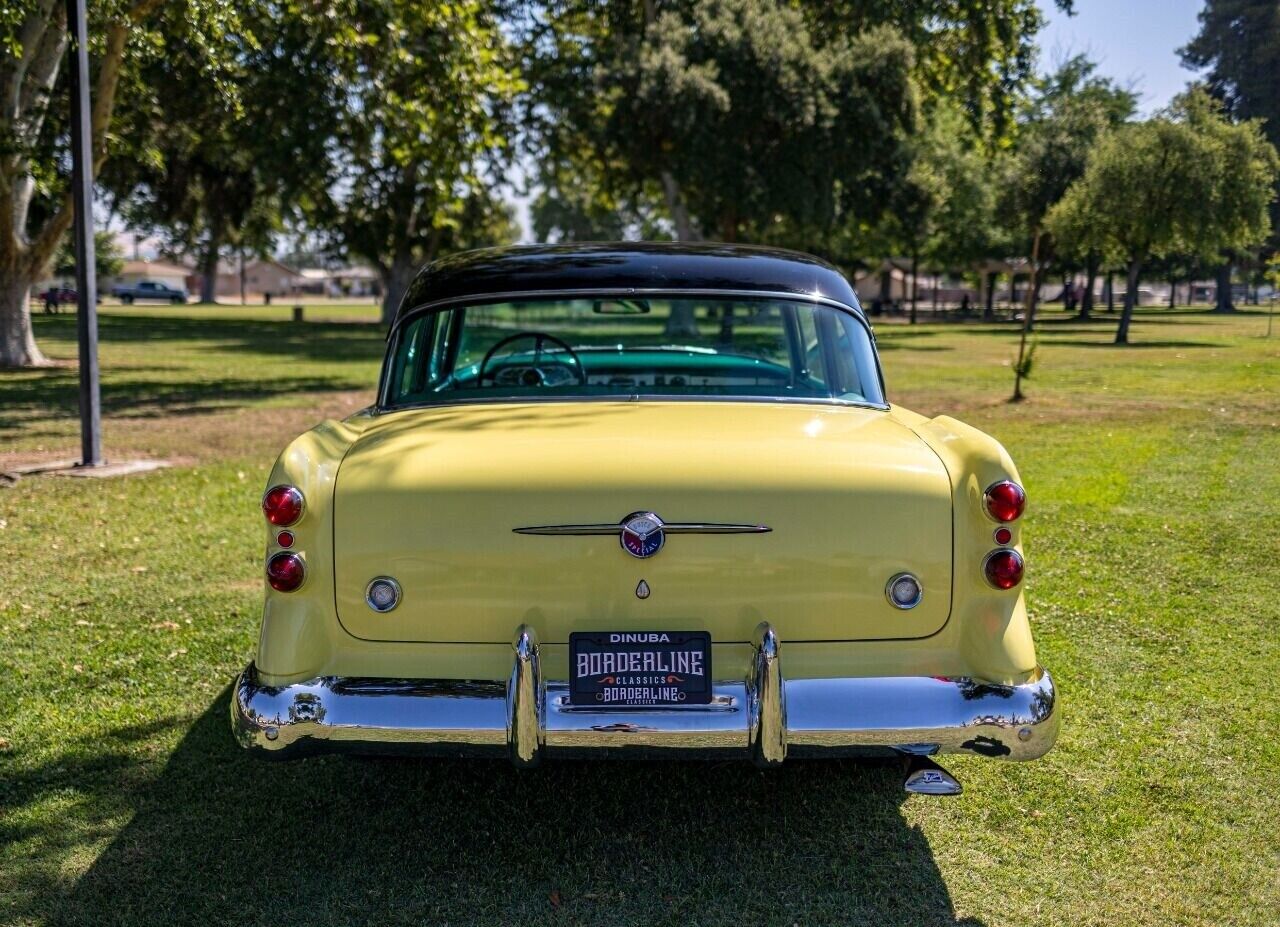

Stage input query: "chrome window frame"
[{"left": 376, "top": 288, "right": 888, "bottom": 412}]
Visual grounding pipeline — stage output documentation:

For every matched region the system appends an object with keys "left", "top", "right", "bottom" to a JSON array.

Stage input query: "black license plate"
[{"left": 569, "top": 631, "right": 712, "bottom": 706}]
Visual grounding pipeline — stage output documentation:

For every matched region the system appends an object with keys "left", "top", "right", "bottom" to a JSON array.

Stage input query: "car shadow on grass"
[{"left": 44, "top": 688, "right": 984, "bottom": 927}]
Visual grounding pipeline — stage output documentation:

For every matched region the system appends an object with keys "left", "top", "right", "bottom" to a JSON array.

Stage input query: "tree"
[
  {"left": 1005, "top": 56, "right": 1136, "bottom": 398},
  {"left": 318, "top": 0, "right": 523, "bottom": 323},
  {"left": 1182, "top": 0, "right": 1280, "bottom": 311},
  {"left": 1048, "top": 90, "right": 1279, "bottom": 345},
  {"left": 106, "top": 3, "right": 349, "bottom": 303},
  {"left": 799, "top": 0, "right": 1075, "bottom": 142},
  {"left": 0, "top": 1, "right": 239, "bottom": 367},
  {"left": 53, "top": 229, "right": 123, "bottom": 281},
  {"left": 879, "top": 101, "right": 998, "bottom": 323},
  {"left": 526, "top": 0, "right": 919, "bottom": 335}
]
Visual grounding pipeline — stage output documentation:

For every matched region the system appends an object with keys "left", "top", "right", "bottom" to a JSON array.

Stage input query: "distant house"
[{"left": 185, "top": 258, "right": 306, "bottom": 301}]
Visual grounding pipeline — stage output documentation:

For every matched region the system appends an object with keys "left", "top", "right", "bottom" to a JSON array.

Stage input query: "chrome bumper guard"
[{"left": 231, "top": 623, "right": 1059, "bottom": 767}]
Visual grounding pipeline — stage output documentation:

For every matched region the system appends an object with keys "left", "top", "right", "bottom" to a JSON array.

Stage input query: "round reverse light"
[
  {"left": 365, "top": 577, "right": 401, "bottom": 612},
  {"left": 886, "top": 572, "right": 923, "bottom": 609},
  {"left": 262, "top": 485, "right": 304, "bottom": 527},
  {"left": 266, "top": 552, "right": 305, "bottom": 592},
  {"left": 983, "top": 549, "right": 1024, "bottom": 590},
  {"left": 984, "top": 480, "right": 1026, "bottom": 523}
]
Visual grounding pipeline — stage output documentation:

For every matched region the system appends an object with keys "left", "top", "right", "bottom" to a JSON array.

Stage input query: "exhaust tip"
[{"left": 903, "top": 757, "right": 962, "bottom": 796}]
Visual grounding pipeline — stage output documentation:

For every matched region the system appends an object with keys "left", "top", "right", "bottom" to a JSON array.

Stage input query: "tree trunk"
[
  {"left": 380, "top": 253, "right": 419, "bottom": 325},
  {"left": 1105, "top": 271, "right": 1115, "bottom": 312},
  {"left": 661, "top": 172, "right": 700, "bottom": 337},
  {"left": 1168, "top": 272, "right": 1176, "bottom": 309},
  {"left": 1213, "top": 260, "right": 1235, "bottom": 313},
  {"left": 983, "top": 271, "right": 995, "bottom": 320},
  {"left": 909, "top": 252, "right": 918, "bottom": 325},
  {"left": 198, "top": 235, "right": 220, "bottom": 304},
  {"left": 874, "top": 267, "right": 891, "bottom": 316},
  {"left": 660, "top": 172, "right": 699, "bottom": 243},
  {"left": 1115, "top": 258, "right": 1143, "bottom": 344},
  {"left": 1080, "top": 255, "right": 1097, "bottom": 320},
  {"left": 1012, "top": 229, "right": 1043, "bottom": 402},
  {"left": 0, "top": 272, "right": 49, "bottom": 367}
]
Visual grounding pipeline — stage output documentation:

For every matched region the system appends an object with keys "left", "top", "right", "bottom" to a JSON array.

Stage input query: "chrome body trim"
[
  {"left": 747, "top": 622, "right": 787, "bottom": 767},
  {"left": 513, "top": 514, "right": 771, "bottom": 537},
  {"left": 232, "top": 625, "right": 1059, "bottom": 765},
  {"left": 507, "top": 625, "right": 544, "bottom": 766}
]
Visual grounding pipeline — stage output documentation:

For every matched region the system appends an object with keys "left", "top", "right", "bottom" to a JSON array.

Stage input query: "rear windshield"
[{"left": 382, "top": 296, "right": 884, "bottom": 409}]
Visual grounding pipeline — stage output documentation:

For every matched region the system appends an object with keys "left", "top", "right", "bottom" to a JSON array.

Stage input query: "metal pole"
[{"left": 67, "top": 0, "right": 103, "bottom": 466}]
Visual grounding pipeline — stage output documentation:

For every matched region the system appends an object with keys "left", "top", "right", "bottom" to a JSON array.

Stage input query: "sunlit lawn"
[{"left": 1, "top": 303, "right": 1278, "bottom": 926}]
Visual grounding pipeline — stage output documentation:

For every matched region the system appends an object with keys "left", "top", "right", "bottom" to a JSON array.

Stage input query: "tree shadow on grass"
[
  {"left": 1038, "top": 339, "right": 1214, "bottom": 349},
  {"left": 32, "top": 312, "right": 388, "bottom": 365},
  {"left": 0, "top": 373, "right": 371, "bottom": 436},
  {"left": 32, "top": 690, "right": 983, "bottom": 927}
]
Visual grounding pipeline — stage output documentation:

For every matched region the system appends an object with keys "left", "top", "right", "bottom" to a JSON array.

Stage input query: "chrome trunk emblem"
[
  {"left": 621, "top": 512, "right": 664, "bottom": 558},
  {"left": 513, "top": 511, "right": 771, "bottom": 559}
]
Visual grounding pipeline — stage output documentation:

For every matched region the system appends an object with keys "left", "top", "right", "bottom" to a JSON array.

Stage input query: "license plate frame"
[{"left": 568, "top": 631, "right": 712, "bottom": 707}]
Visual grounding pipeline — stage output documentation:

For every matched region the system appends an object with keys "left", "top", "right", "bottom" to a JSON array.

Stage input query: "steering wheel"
[{"left": 477, "top": 331, "right": 587, "bottom": 387}]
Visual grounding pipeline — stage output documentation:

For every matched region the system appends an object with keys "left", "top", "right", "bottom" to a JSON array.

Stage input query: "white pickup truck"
[{"left": 110, "top": 279, "right": 188, "bottom": 304}]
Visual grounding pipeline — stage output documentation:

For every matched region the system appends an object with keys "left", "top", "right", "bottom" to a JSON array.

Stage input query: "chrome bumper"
[{"left": 231, "top": 623, "right": 1059, "bottom": 766}]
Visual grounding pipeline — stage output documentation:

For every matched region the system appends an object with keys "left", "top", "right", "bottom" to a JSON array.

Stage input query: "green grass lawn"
[{"left": 1, "top": 305, "right": 1278, "bottom": 926}]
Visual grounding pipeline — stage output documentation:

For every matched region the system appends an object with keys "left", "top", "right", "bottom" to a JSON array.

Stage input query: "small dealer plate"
[{"left": 569, "top": 631, "right": 712, "bottom": 707}]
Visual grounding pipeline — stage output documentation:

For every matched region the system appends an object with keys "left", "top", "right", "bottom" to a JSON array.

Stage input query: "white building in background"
[{"left": 297, "top": 266, "right": 382, "bottom": 298}]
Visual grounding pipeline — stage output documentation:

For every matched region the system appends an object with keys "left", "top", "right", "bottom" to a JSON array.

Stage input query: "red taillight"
[
  {"left": 266, "top": 552, "right": 305, "bottom": 592},
  {"left": 262, "top": 485, "right": 304, "bottom": 526},
  {"left": 984, "top": 481, "right": 1026, "bottom": 522},
  {"left": 276, "top": 530, "right": 295, "bottom": 548},
  {"left": 983, "top": 549, "right": 1024, "bottom": 589}
]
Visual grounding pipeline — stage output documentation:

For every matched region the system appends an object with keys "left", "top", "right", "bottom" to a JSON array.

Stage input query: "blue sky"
[{"left": 1038, "top": 0, "right": 1207, "bottom": 113}]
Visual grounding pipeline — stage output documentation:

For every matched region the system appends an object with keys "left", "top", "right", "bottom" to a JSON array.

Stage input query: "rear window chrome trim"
[
  {"left": 368, "top": 394, "right": 891, "bottom": 418},
  {"left": 378, "top": 287, "right": 882, "bottom": 411}
]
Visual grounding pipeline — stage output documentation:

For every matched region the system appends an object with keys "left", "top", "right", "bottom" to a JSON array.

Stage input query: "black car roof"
[{"left": 394, "top": 242, "right": 862, "bottom": 327}]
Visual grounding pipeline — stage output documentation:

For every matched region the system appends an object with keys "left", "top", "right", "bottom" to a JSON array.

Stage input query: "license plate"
[{"left": 569, "top": 631, "right": 712, "bottom": 706}]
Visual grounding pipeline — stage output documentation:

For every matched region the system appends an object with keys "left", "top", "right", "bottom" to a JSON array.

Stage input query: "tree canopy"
[
  {"left": 316, "top": 0, "right": 524, "bottom": 322},
  {"left": 1048, "top": 89, "right": 1278, "bottom": 343},
  {"left": 1, "top": 1, "right": 240, "bottom": 366},
  {"left": 104, "top": 2, "right": 351, "bottom": 302}
]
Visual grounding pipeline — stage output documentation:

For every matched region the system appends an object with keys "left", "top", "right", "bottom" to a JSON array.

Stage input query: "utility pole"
[{"left": 67, "top": 0, "right": 103, "bottom": 467}]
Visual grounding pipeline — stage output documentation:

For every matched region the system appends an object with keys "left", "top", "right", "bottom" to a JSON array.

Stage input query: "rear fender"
[
  {"left": 256, "top": 418, "right": 366, "bottom": 682},
  {"left": 902, "top": 413, "right": 1037, "bottom": 682}
]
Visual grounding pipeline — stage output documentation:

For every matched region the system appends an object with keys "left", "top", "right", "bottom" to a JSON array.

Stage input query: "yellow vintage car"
[{"left": 231, "top": 243, "right": 1058, "bottom": 794}]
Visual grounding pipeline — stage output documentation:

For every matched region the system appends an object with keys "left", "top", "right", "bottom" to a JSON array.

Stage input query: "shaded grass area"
[{"left": 1, "top": 307, "right": 1279, "bottom": 925}]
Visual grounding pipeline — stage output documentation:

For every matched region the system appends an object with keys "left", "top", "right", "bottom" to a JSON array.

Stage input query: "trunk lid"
[{"left": 332, "top": 402, "right": 952, "bottom": 644}]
